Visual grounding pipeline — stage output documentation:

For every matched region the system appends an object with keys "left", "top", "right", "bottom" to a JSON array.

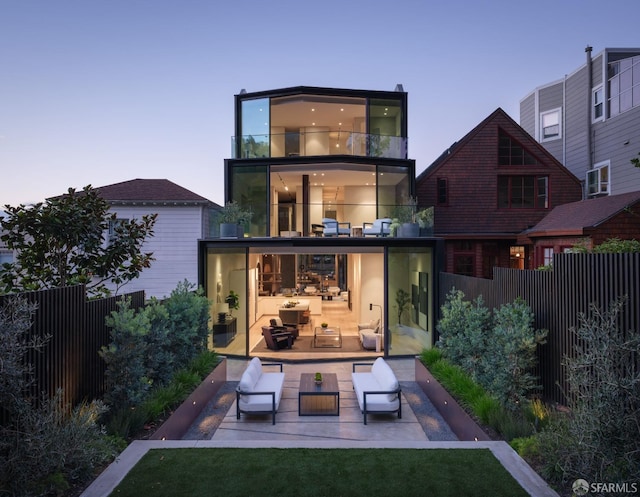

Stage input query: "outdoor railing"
[{"left": 231, "top": 131, "right": 407, "bottom": 159}]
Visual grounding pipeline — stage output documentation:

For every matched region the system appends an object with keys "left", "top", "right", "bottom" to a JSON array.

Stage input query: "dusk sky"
[{"left": 2, "top": 0, "right": 639, "bottom": 207}]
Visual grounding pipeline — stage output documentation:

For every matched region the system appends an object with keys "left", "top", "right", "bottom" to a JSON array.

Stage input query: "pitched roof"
[
  {"left": 416, "top": 107, "right": 578, "bottom": 182},
  {"left": 525, "top": 191, "right": 640, "bottom": 237},
  {"left": 93, "top": 179, "right": 218, "bottom": 206}
]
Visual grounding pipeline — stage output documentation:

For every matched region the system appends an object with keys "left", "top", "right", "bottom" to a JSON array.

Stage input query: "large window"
[
  {"left": 540, "top": 109, "right": 561, "bottom": 141},
  {"left": 587, "top": 161, "right": 609, "bottom": 197},
  {"left": 498, "top": 176, "right": 548, "bottom": 209},
  {"left": 498, "top": 131, "right": 537, "bottom": 165},
  {"left": 608, "top": 55, "right": 640, "bottom": 118},
  {"left": 240, "top": 98, "right": 270, "bottom": 158}
]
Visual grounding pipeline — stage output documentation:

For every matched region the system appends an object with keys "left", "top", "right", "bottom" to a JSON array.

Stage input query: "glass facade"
[
  {"left": 387, "top": 246, "right": 434, "bottom": 355},
  {"left": 202, "top": 86, "right": 435, "bottom": 361}
]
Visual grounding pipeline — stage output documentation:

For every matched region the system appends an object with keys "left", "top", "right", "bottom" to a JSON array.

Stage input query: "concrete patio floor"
[{"left": 81, "top": 357, "right": 559, "bottom": 497}]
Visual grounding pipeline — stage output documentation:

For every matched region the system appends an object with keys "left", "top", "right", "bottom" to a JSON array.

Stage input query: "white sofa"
[
  {"left": 351, "top": 358, "right": 401, "bottom": 424},
  {"left": 236, "top": 357, "right": 285, "bottom": 425},
  {"left": 358, "top": 318, "right": 382, "bottom": 350}
]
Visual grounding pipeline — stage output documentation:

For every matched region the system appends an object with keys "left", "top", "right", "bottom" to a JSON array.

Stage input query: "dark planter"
[
  {"left": 150, "top": 357, "right": 227, "bottom": 440},
  {"left": 398, "top": 222, "right": 420, "bottom": 237},
  {"left": 414, "top": 357, "right": 491, "bottom": 441},
  {"left": 220, "top": 223, "right": 238, "bottom": 238}
]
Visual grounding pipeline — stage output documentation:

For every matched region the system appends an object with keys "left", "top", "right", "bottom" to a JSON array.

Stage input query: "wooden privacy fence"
[
  {"left": 439, "top": 253, "right": 640, "bottom": 405},
  {"left": 0, "top": 285, "right": 145, "bottom": 408}
]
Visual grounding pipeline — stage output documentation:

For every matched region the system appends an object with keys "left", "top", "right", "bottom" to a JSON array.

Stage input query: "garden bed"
[
  {"left": 150, "top": 357, "right": 227, "bottom": 440},
  {"left": 414, "top": 357, "right": 491, "bottom": 441}
]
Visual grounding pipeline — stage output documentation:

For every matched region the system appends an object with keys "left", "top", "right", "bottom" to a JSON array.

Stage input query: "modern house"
[
  {"left": 520, "top": 47, "right": 640, "bottom": 198},
  {"left": 198, "top": 85, "right": 441, "bottom": 359},
  {"left": 415, "top": 108, "right": 582, "bottom": 277},
  {"left": 95, "top": 178, "right": 221, "bottom": 299},
  {"left": 518, "top": 190, "right": 640, "bottom": 267}
]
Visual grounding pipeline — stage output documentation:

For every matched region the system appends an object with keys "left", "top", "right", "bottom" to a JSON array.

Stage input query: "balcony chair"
[
  {"left": 322, "top": 218, "right": 351, "bottom": 237},
  {"left": 363, "top": 218, "right": 392, "bottom": 237},
  {"left": 270, "top": 317, "right": 299, "bottom": 339},
  {"left": 261, "top": 326, "right": 294, "bottom": 350}
]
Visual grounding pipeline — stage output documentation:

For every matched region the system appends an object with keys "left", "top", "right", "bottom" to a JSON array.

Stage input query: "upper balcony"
[
  {"left": 231, "top": 86, "right": 408, "bottom": 161},
  {"left": 232, "top": 131, "right": 408, "bottom": 160}
]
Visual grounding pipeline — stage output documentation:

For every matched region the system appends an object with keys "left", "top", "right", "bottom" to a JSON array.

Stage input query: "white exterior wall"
[{"left": 107, "top": 205, "right": 205, "bottom": 299}]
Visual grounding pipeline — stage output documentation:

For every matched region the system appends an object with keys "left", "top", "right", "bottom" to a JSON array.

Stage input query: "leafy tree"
[
  {"left": 0, "top": 185, "right": 157, "bottom": 297},
  {"left": 394, "top": 288, "right": 411, "bottom": 325}
]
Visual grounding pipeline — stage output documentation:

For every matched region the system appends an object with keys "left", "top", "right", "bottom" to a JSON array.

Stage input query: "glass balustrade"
[{"left": 231, "top": 131, "right": 407, "bottom": 159}]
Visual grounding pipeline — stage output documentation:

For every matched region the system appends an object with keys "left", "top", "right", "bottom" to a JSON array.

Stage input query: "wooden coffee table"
[{"left": 298, "top": 373, "right": 340, "bottom": 416}]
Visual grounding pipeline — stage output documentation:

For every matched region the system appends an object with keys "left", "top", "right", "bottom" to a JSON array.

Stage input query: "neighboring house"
[
  {"left": 95, "top": 179, "right": 221, "bottom": 299},
  {"left": 415, "top": 108, "right": 582, "bottom": 278},
  {"left": 518, "top": 190, "right": 640, "bottom": 267},
  {"left": 199, "top": 85, "right": 439, "bottom": 358},
  {"left": 520, "top": 47, "right": 640, "bottom": 198}
]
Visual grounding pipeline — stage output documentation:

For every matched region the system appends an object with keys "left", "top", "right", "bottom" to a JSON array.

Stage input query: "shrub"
[
  {"left": 143, "top": 299, "right": 174, "bottom": 387},
  {"left": 437, "top": 290, "right": 546, "bottom": 411},
  {"left": 163, "top": 280, "right": 211, "bottom": 369},
  {"left": 480, "top": 298, "right": 547, "bottom": 408},
  {"left": 436, "top": 288, "right": 491, "bottom": 381},
  {"left": 537, "top": 297, "right": 640, "bottom": 485},
  {"left": 100, "top": 298, "right": 151, "bottom": 409}
]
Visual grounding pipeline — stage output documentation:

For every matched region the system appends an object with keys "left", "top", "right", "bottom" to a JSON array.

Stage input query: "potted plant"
[
  {"left": 225, "top": 290, "right": 239, "bottom": 316},
  {"left": 320, "top": 322, "right": 328, "bottom": 329},
  {"left": 416, "top": 207, "right": 434, "bottom": 236},
  {"left": 315, "top": 372, "right": 323, "bottom": 385},
  {"left": 218, "top": 200, "right": 252, "bottom": 238},
  {"left": 394, "top": 288, "right": 411, "bottom": 325},
  {"left": 392, "top": 196, "right": 419, "bottom": 237}
]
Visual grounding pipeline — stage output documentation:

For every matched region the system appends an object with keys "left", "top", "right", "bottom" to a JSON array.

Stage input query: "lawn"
[{"left": 111, "top": 447, "right": 530, "bottom": 497}]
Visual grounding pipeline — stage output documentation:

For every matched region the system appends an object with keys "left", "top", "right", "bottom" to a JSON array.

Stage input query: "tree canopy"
[{"left": 0, "top": 185, "right": 157, "bottom": 297}]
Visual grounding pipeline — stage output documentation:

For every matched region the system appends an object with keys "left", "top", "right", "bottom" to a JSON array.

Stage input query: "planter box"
[
  {"left": 414, "top": 357, "right": 491, "bottom": 441},
  {"left": 150, "top": 357, "right": 227, "bottom": 440}
]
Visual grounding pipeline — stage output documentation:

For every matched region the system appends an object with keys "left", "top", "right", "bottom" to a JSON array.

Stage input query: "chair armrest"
[
  {"left": 381, "top": 220, "right": 391, "bottom": 229},
  {"left": 338, "top": 222, "right": 351, "bottom": 228},
  {"left": 352, "top": 362, "right": 374, "bottom": 372},
  {"left": 262, "top": 362, "right": 284, "bottom": 372},
  {"left": 362, "top": 222, "right": 373, "bottom": 229}
]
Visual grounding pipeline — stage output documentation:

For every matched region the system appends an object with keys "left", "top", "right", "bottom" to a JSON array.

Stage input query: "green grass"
[{"left": 112, "top": 448, "right": 529, "bottom": 497}]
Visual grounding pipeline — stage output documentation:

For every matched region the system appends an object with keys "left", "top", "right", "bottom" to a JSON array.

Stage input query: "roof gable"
[{"left": 417, "top": 108, "right": 579, "bottom": 183}]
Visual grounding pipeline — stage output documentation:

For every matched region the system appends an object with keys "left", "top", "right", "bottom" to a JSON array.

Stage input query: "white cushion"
[
  {"left": 351, "top": 373, "right": 399, "bottom": 411},
  {"left": 272, "top": 317, "right": 284, "bottom": 327},
  {"left": 238, "top": 372, "right": 285, "bottom": 412},
  {"left": 371, "top": 357, "right": 399, "bottom": 402}
]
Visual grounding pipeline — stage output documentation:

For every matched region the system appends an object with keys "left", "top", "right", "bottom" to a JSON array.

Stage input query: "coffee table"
[
  {"left": 298, "top": 373, "right": 340, "bottom": 416},
  {"left": 313, "top": 326, "right": 342, "bottom": 348}
]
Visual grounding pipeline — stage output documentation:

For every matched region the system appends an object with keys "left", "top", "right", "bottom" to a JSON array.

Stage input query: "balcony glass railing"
[
  {"left": 213, "top": 201, "right": 433, "bottom": 238},
  {"left": 231, "top": 131, "right": 407, "bottom": 160}
]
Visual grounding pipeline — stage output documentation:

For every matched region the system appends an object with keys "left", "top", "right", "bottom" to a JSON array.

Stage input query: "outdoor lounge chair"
[
  {"left": 322, "top": 218, "right": 351, "bottom": 237},
  {"left": 261, "top": 326, "right": 294, "bottom": 350},
  {"left": 363, "top": 218, "right": 392, "bottom": 237}
]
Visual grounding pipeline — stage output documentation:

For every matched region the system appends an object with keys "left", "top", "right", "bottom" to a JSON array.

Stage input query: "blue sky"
[{"left": 1, "top": 0, "right": 639, "bottom": 206}]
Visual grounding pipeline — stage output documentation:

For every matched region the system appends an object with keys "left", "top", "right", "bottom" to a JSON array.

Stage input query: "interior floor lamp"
[{"left": 369, "top": 303, "right": 383, "bottom": 352}]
